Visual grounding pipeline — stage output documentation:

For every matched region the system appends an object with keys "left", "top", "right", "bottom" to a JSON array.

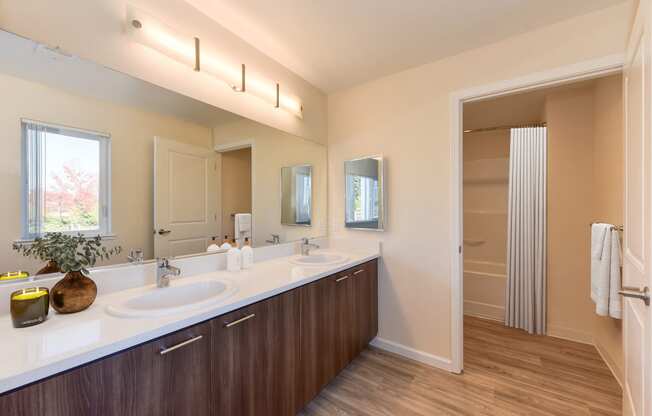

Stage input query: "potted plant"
[
  {"left": 12, "top": 233, "right": 68, "bottom": 275},
  {"left": 14, "top": 233, "right": 122, "bottom": 313}
]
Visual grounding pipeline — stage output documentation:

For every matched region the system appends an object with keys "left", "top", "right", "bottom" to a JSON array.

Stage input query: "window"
[
  {"left": 21, "top": 120, "right": 111, "bottom": 239},
  {"left": 346, "top": 174, "right": 379, "bottom": 223}
]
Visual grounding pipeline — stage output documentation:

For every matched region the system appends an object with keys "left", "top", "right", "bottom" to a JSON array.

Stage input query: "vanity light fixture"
[{"left": 126, "top": 5, "right": 303, "bottom": 118}]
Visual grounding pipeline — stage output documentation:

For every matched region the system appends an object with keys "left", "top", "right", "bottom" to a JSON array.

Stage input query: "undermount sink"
[
  {"left": 289, "top": 252, "right": 349, "bottom": 266},
  {"left": 106, "top": 279, "right": 237, "bottom": 318}
]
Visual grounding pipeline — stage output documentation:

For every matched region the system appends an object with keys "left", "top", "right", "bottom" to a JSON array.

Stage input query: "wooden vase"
[
  {"left": 36, "top": 260, "right": 61, "bottom": 275},
  {"left": 50, "top": 271, "right": 97, "bottom": 314}
]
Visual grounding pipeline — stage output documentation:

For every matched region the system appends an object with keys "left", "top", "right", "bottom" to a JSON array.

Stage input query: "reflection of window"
[
  {"left": 295, "top": 171, "right": 311, "bottom": 224},
  {"left": 346, "top": 174, "right": 379, "bottom": 223},
  {"left": 22, "top": 120, "right": 111, "bottom": 239}
]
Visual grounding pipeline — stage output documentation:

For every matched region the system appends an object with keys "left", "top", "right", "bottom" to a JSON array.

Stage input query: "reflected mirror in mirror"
[
  {"left": 281, "top": 165, "right": 312, "bottom": 226},
  {"left": 0, "top": 29, "right": 327, "bottom": 276},
  {"left": 345, "top": 156, "right": 385, "bottom": 230}
]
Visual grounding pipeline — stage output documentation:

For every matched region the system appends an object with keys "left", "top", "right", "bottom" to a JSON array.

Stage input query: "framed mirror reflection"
[
  {"left": 344, "top": 156, "right": 385, "bottom": 231},
  {"left": 281, "top": 165, "right": 313, "bottom": 227}
]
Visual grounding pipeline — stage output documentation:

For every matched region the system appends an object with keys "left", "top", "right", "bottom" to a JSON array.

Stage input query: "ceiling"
[
  {"left": 186, "top": 0, "right": 628, "bottom": 93},
  {"left": 0, "top": 30, "right": 240, "bottom": 127}
]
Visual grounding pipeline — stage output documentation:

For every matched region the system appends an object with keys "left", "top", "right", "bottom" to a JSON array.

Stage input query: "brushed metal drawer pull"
[
  {"left": 336, "top": 275, "right": 350, "bottom": 282},
  {"left": 159, "top": 335, "right": 203, "bottom": 355},
  {"left": 225, "top": 313, "right": 256, "bottom": 328},
  {"left": 353, "top": 269, "right": 364, "bottom": 275}
]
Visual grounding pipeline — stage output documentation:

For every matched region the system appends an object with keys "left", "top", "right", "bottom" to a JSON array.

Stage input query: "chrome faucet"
[
  {"left": 266, "top": 234, "right": 281, "bottom": 245},
  {"left": 300, "top": 238, "right": 320, "bottom": 256},
  {"left": 156, "top": 258, "right": 181, "bottom": 288},
  {"left": 127, "top": 248, "right": 144, "bottom": 264}
]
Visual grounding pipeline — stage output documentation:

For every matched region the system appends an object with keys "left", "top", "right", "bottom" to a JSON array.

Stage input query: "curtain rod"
[{"left": 463, "top": 122, "right": 546, "bottom": 134}]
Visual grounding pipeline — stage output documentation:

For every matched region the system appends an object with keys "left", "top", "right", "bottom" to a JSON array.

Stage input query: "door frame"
[
  {"left": 214, "top": 139, "right": 255, "bottom": 245},
  {"left": 448, "top": 54, "right": 625, "bottom": 373}
]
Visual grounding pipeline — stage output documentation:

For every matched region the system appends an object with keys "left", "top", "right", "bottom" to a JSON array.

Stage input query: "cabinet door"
[
  {"left": 299, "top": 273, "right": 339, "bottom": 404},
  {"left": 146, "top": 323, "right": 212, "bottom": 416},
  {"left": 212, "top": 290, "right": 299, "bottom": 416},
  {"left": 352, "top": 259, "right": 379, "bottom": 352},
  {"left": 0, "top": 321, "right": 211, "bottom": 416},
  {"left": 333, "top": 270, "right": 357, "bottom": 371}
]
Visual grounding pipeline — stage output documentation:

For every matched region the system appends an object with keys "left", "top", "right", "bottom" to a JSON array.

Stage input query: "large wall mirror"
[
  {"left": 0, "top": 29, "right": 327, "bottom": 274},
  {"left": 344, "top": 156, "right": 385, "bottom": 230}
]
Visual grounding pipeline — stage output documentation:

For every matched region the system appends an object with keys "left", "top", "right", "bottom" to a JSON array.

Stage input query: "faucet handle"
[{"left": 157, "top": 257, "right": 169, "bottom": 268}]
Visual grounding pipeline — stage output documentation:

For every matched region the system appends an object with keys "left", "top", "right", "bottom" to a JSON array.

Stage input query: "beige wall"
[
  {"left": 592, "top": 75, "right": 624, "bottom": 384},
  {"left": 220, "top": 148, "right": 252, "bottom": 241},
  {"left": 213, "top": 119, "right": 328, "bottom": 247},
  {"left": 546, "top": 85, "right": 597, "bottom": 343},
  {"left": 0, "top": 0, "right": 327, "bottom": 144},
  {"left": 327, "top": 4, "right": 629, "bottom": 361},
  {"left": 0, "top": 72, "right": 212, "bottom": 273}
]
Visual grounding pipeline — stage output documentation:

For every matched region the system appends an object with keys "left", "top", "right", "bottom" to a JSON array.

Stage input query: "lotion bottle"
[
  {"left": 241, "top": 238, "right": 254, "bottom": 269},
  {"left": 226, "top": 244, "right": 241, "bottom": 272}
]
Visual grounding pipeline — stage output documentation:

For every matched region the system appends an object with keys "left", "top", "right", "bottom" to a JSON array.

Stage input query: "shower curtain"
[{"left": 505, "top": 127, "right": 547, "bottom": 335}]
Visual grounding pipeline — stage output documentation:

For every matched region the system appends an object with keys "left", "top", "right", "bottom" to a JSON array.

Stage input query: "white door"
[
  {"left": 154, "top": 137, "right": 219, "bottom": 258},
  {"left": 623, "top": 1, "right": 652, "bottom": 414}
]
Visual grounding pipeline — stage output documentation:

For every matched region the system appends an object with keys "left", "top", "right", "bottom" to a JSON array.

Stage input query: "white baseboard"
[
  {"left": 464, "top": 300, "right": 504, "bottom": 321},
  {"left": 370, "top": 337, "right": 453, "bottom": 372},
  {"left": 594, "top": 340, "right": 623, "bottom": 389},
  {"left": 547, "top": 324, "right": 594, "bottom": 345}
]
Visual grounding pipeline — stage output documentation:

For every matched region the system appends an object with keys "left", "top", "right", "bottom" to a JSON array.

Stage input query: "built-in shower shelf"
[{"left": 463, "top": 210, "right": 507, "bottom": 215}]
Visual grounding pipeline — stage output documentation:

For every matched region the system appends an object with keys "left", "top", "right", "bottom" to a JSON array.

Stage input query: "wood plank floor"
[{"left": 300, "top": 316, "right": 622, "bottom": 415}]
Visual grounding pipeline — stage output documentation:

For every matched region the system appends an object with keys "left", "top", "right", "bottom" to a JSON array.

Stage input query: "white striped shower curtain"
[{"left": 505, "top": 127, "right": 547, "bottom": 335}]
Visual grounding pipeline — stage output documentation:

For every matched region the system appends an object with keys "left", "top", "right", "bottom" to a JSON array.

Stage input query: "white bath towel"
[
  {"left": 591, "top": 223, "right": 610, "bottom": 315},
  {"left": 590, "top": 223, "right": 622, "bottom": 319},
  {"left": 234, "top": 213, "right": 252, "bottom": 243},
  {"left": 608, "top": 229, "right": 622, "bottom": 319}
]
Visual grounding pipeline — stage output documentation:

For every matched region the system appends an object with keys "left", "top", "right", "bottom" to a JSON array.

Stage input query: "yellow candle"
[
  {"left": 0, "top": 271, "right": 30, "bottom": 281},
  {"left": 12, "top": 290, "right": 48, "bottom": 301}
]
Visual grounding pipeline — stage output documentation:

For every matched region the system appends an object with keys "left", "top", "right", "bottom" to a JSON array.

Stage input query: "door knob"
[
  {"left": 619, "top": 286, "right": 650, "bottom": 306},
  {"left": 157, "top": 229, "right": 172, "bottom": 235}
]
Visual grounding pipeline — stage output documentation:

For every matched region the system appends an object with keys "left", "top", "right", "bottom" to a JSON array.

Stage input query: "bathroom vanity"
[{"left": 0, "top": 255, "right": 378, "bottom": 415}]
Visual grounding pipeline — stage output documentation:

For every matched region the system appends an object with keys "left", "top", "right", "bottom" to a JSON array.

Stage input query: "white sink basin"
[
  {"left": 106, "top": 279, "right": 237, "bottom": 318},
  {"left": 289, "top": 252, "right": 349, "bottom": 267}
]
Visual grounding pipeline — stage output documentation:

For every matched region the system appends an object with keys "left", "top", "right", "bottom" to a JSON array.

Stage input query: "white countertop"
[{"left": 0, "top": 245, "right": 379, "bottom": 394}]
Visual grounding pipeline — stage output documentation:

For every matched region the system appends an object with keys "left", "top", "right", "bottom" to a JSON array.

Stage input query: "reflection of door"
[
  {"left": 154, "top": 137, "right": 218, "bottom": 258},
  {"left": 623, "top": 1, "right": 652, "bottom": 414}
]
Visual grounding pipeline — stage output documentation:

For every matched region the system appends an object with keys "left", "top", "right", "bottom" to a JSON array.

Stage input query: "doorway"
[{"left": 220, "top": 147, "right": 252, "bottom": 245}]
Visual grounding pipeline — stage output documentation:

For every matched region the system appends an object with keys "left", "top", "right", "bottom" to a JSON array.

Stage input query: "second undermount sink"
[
  {"left": 289, "top": 252, "right": 349, "bottom": 267},
  {"left": 106, "top": 279, "right": 237, "bottom": 318}
]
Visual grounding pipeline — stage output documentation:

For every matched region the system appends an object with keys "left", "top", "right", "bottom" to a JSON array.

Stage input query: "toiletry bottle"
[
  {"left": 220, "top": 235, "right": 232, "bottom": 250},
  {"left": 207, "top": 236, "right": 221, "bottom": 252},
  {"left": 227, "top": 244, "right": 241, "bottom": 272},
  {"left": 241, "top": 238, "right": 254, "bottom": 269}
]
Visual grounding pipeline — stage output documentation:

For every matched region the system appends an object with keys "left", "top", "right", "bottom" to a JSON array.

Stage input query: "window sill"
[{"left": 13, "top": 233, "right": 117, "bottom": 245}]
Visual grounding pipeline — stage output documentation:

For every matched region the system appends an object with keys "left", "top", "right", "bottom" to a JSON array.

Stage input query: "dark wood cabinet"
[
  {"left": 0, "top": 259, "right": 378, "bottom": 416},
  {"left": 299, "top": 259, "right": 379, "bottom": 406},
  {"left": 211, "top": 289, "right": 300, "bottom": 416},
  {"left": 0, "top": 321, "right": 212, "bottom": 416}
]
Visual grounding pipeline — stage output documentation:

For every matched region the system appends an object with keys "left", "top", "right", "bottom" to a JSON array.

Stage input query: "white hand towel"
[
  {"left": 591, "top": 223, "right": 611, "bottom": 316},
  {"left": 234, "top": 213, "right": 252, "bottom": 245},
  {"left": 608, "top": 229, "right": 622, "bottom": 319}
]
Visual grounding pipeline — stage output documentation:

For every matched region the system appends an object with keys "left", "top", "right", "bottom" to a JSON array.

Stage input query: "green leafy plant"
[{"left": 13, "top": 233, "right": 122, "bottom": 275}]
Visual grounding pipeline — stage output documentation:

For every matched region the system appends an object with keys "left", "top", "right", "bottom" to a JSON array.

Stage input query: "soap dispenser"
[
  {"left": 241, "top": 238, "right": 254, "bottom": 269},
  {"left": 226, "top": 242, "right": 241, "bottom": 272}
]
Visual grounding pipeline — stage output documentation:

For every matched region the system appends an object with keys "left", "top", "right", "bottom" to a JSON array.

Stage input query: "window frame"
[{"left": 20, "top": 119, "right": 112, "bottom": 240}]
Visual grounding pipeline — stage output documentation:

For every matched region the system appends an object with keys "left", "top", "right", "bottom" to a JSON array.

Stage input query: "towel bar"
[{"left": 589, "top": 222, "right": 623, "bottom": 231}]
